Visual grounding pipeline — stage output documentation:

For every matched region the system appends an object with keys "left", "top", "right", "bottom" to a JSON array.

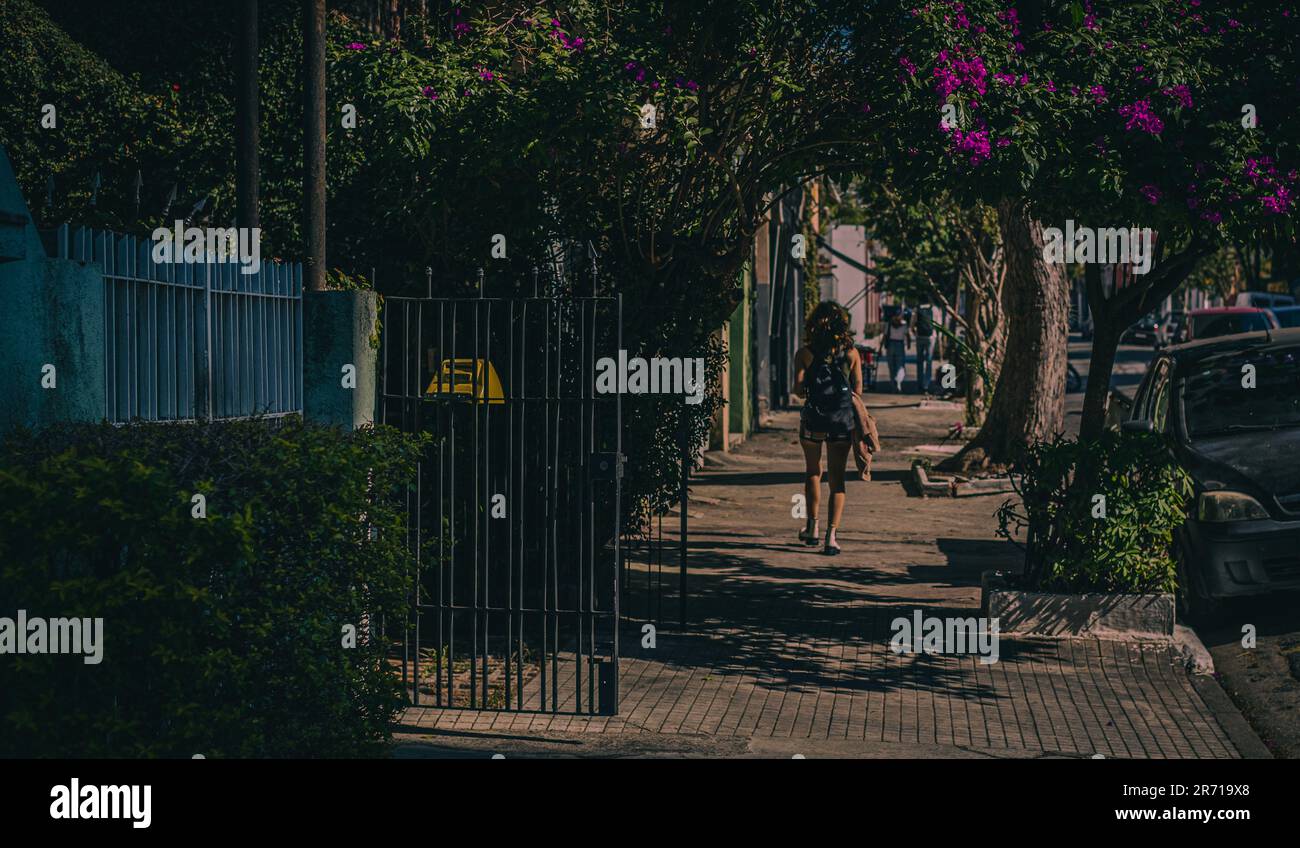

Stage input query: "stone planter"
[
  {"left": 981, "top": 570, "right": 1175, "bottom": 640},
  {"left": 911, "top": 463, "right": 1016, "bottom": 498}
]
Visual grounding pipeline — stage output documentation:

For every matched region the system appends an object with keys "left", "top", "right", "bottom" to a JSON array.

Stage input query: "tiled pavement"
[{"left": 399, "top": 405, "right": 1245, "bottom": 758}]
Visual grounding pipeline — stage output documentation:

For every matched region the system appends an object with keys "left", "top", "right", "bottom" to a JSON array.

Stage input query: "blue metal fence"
[{"left": 45, "top": 225, "right": 303, "bottom": 422}]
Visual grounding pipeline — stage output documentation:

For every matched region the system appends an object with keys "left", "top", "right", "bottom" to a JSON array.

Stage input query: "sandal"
[
  {"left": 823, "top": 532, "right": 841, "bottom": 556},
  {"left": 798, "top": 526, "right": 820, "bottom": 546}
]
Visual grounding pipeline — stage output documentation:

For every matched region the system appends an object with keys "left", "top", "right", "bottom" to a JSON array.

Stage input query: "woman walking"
[{"left": 794, "top": 301, "right": 863, "bottom": 555}]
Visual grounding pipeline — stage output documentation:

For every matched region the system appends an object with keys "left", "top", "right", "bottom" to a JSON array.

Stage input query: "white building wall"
[{"left": 825, "top": 225, "right": 869, "bottom": 337}]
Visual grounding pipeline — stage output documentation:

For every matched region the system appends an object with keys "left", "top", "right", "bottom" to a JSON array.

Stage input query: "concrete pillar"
[
  {"left": 0, "top": 146, "right": 105, "bottom": 438},
  {"left": 302, "top": 290, "right": 379, "bottom": 430}
]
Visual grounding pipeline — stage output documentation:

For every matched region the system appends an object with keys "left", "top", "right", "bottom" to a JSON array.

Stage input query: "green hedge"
[
  {"left": 996, "top": 430, "right": 1193, "bottom": 594},
  {"left": 0, "top": 418, "right": 426, "bottom": 757}
]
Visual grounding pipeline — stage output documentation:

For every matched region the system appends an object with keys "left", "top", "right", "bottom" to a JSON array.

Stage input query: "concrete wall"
[
  {"left": 0, "top": 147, "right": 106, "bottom": 437},
  {"left": 727, "top": 261, "right": 753, "bottom": 442},
  {"left": 825, "top": 225, "right": 869, "bottom": 336},
  {"left": 302, "top": 290, "right": 379, "bottom": 431}
]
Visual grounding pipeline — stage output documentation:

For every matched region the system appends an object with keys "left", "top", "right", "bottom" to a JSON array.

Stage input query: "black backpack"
[
  {"left": 915, "top": 306, "right": 934, "bottom": 336},
  {"left": 806, "top": 349, "right": 850, "bottom": 418}
]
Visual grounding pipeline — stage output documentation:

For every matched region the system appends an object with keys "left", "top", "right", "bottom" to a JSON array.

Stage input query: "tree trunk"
[
  {"left": 961, "top": 277, "right": 1005, "bottom": 427},
  {"left": 1079, "top": 323, "right": 1119, "bottom": 442},
  {"left": 383, "top": 0, "right": 401, "bottom": 40},
  {"left": 303, "top": 0, "right": 327, "bottom": 291},
  {"left": 942, "top": 198, "right": 1068, "bottom": 470},
  {"left": 235, "top": 0, "right": 259, "bottom": 231}
]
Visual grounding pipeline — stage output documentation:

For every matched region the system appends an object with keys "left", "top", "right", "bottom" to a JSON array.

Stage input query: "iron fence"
[{"left": 42, "top": 224, "right": 303, "bottom": 423}]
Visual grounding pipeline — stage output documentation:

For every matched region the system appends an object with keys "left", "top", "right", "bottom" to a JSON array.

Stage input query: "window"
[
  {"left": 1181, "top": 346, "right": 1300, "bottom": 438},
  {"left": 1192, "top": 312, "right": 1273, "bottom": 340}
]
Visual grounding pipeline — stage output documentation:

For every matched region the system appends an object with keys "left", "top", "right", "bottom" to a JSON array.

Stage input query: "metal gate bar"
[{"left": 380, "top": 293, "right": 622, "bottom": 715}]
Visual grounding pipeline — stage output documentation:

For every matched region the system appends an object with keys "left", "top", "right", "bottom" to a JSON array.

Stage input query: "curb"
[{"left": 1190, "top": 675, "right": 1274, "bottom": 759}]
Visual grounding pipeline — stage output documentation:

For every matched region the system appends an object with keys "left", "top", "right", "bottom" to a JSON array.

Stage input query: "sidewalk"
[{"left": 397, "top": 398, "right": 1251, "bottom": 758}]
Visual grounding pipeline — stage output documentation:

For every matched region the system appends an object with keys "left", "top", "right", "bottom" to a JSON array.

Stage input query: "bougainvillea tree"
[
  {"left": 849, "top": 0, "right": 1300, "bottom": 461},
  {"left": 326, "top": 1, "right": 870, "bottom": 519}
]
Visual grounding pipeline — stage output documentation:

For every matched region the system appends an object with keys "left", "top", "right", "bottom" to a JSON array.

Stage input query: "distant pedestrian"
[
  {"left": 794, "top": 301, "right": 863, "bottom": 555},
  {"left": 884, "top": 311, "right": 911, "bottom": 392},
  {"left": 910, "top": 300, "right": 936, "bottom": 395}
]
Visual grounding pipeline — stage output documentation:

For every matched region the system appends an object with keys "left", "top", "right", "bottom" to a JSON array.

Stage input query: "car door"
[
  {"left": 1149, "top": 360, "right": 1173, "bottom": 432},
  {"left": 1130, "top": 356, "right": 1171, "bottom": 426}
]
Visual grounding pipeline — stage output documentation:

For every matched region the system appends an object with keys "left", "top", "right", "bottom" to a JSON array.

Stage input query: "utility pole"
[
  {"left": 235, "top": 0, "right": 260, "bottom": 230},
  {"left": 303, "top": 0, "right": 327, "bottom": 291}
]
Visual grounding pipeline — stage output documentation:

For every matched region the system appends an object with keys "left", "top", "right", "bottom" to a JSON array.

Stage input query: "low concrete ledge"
[
  {"left": 912, "top": 464, "right": 1016, "bottom": 498},
  {"left": 981, "top": 570, "right": 1175, "bottom": 640},
  {"left": 916, "top": 399, "right": 965, "bottom": 411}
]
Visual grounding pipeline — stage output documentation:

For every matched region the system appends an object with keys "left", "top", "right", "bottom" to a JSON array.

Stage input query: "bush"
[
  {"left": 0, "top": 417, "right": 426, "bottom": 757},
  {"left": 995, "top": 430, "right": 1193, "bottom": 594}
]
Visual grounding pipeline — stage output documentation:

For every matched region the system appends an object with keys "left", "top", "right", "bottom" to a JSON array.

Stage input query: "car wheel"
[{"left": 1175, "top": 538, "right": 1221, "bottom": 623}]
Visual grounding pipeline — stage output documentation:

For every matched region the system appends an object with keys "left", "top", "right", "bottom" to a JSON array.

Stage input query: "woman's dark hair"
[{"left": 804, "top": 301, "right": 854, "bottom": 354}]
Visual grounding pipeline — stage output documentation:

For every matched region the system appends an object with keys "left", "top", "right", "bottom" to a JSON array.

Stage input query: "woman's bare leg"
[
  {"left": 825, "top": 441, "right": 851, "bottom": 547},
  {"left": 800, "top": 439, "right": 823, "bottom": 537}
]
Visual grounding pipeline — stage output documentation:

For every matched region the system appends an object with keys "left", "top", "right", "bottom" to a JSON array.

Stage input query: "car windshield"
[
  {"left": 1274, "top": 309, "right": 1300, "bottom": 329},
  {"left": 1192, "top": 312, "right": 1271, "bottom": 339},
  {"left": 1181, "top": 346, "right": 1300, "bottom": 437}
]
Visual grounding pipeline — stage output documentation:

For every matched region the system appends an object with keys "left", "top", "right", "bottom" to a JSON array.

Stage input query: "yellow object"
[{"left": 425, "top": 358, "right": 505, "bottom": 404}]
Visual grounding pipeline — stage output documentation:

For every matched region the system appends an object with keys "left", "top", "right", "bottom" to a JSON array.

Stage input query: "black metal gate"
[{"left": 380, "top": 293, "right": 623, "bottom": 715}]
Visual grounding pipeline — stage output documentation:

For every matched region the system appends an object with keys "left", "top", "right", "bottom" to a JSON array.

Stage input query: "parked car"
[
  {"left": 1233, "top": 291, "right": 1296, "bottom": 310},
  {"left": 1161, "top": 311, "right": 1187, "bottom": 347},
  {"left": 1270, "top": 305, "right": 1300, "bottom": 329},
  {"left": 1121, "top": 315, "right": 1163, "bottom": 347},
  {"left": 1125, "top": 328, "right": 1300, "bottom": 616},
  {"left": 1182, "top": 307, "right": 1278, "bottom": 342}
]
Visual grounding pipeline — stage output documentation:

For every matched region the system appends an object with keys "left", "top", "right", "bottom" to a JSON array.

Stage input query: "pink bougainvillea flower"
[
  {"left": 932, "top": 51, "right": 987, "bottom": 99},
  {"left": 1118, "top": 99, "right": 1163, "bottom": 133},
  {"left": 346, "top": 42, "right": 366, "bottom": 50},
  {"left": 1263, "top": 187, "right": 1293, "bottom": 214},
  {"left": 1139, "top": 184, "right": 1162, "bottom": 204},
  {"left": 943, "top": 124, "right": 991, "bottom": 165},
  {"left": 1162, "top": 84, "right": 1193, "bottom": 109}
]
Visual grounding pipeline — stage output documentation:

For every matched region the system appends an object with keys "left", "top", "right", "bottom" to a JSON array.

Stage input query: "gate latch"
[{"left": 592, "top": 452, "right": 624, "bottom": 480}]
